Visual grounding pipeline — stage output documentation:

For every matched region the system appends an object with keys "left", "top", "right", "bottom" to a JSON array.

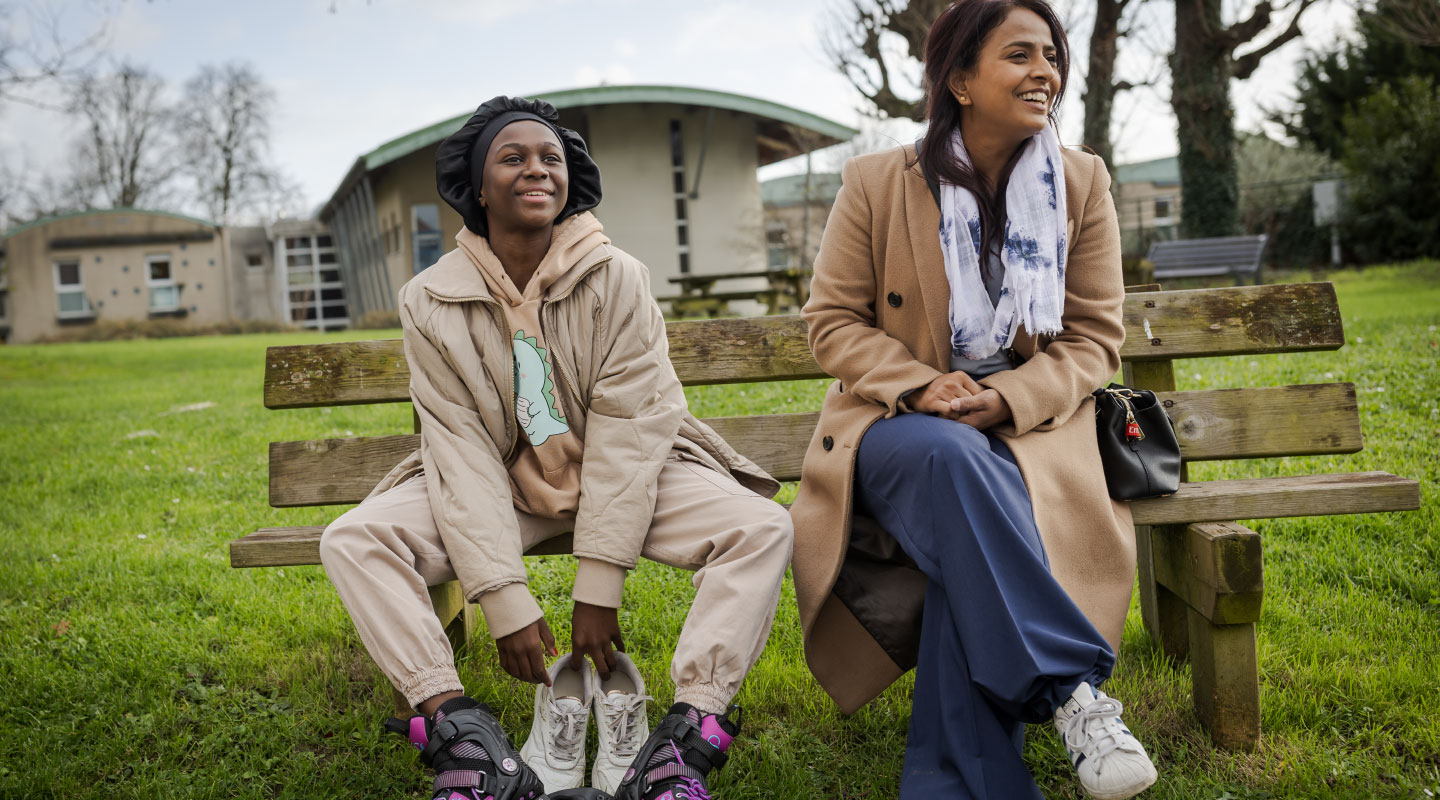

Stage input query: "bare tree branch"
[
  {"left": 0, "top": 2, "right": 108, "bottom": 111},
  {"left": 1224, "top": 0, "right": 1277, "bottom": 48},
  {"left": 822, "top": 0, "right": 947, "bottom": 120},
  {"left": 68, "top": 61, "right": 178, "bottom": 208},
  {"left": 1231, "top": 0, "right": 1319, "bottom": 78},
  {"left": 176, "top": 62, "right": 292, "bottom": 223}
]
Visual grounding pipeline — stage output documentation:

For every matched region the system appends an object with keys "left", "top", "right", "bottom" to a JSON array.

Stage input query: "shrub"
[{"left": 35, "top": 318, "right": 298, "bottom": 343}]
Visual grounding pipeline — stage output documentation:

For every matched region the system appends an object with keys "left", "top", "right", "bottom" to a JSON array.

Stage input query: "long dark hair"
[{"left": 917, "top": 0, "right": 1070, "bottom": 253}]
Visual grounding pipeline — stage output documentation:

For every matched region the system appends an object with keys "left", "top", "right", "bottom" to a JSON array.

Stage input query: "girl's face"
[
  {"left": 479, "top": 120, "right": 570, "bottom": 234},
  {"left": 948, "top": 8, "right": 1061, "bottom": 145}
]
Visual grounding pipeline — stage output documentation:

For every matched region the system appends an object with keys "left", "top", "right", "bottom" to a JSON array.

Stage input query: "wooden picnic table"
[{"left": 663, "top": 267, "right": 813, "bottom": 316}]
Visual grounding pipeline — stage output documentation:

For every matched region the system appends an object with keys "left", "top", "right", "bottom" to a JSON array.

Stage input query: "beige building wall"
[
  {"left": 585, "top": 105, "right": 683, "bottom": 297},
  {"left": 588, "top": 104, "right": 767, "bottom": 297},
  {"left": 1115, "top": 182, "right": 1182, "bottom": 254},
  {"left": 765, "top": 201, "right": 832, "bottom": 270},
  {"left": 370, "top": 145, "right": 465, "bottom": 305},
  {"left": 2, "top": 210, "right": 231, "bottom": 343},
  {"left": 224, "top": 225, "right": 282, "bottom": 322},
  {"left": 361, "top": 104, "right": 768, "bottom": 302}
]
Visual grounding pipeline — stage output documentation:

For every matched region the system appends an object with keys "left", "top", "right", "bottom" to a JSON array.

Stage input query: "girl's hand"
[
  {"left": 497, "top": 618, "right": 557, "bottom": 685},
  {"left": 911, "top": 371, "right": 984, "bottom": 419},
  {"left": 950, "top": 388, "right": 1013, "bottom": 430},
  {"left": 571, "top": 601, "right": 625, "bottom": 680}
]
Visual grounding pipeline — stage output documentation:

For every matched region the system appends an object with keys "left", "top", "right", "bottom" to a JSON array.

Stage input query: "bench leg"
[
  {"left": 1136, "top": 523, "right": 1190, "bottom": 659},
  {"left": 1188, "top": 611, "right": 1261, "bottom": 751},
  {"left": 391, "top": 686, "right": 412, "bottom": 717},
  {"left": 428, "top": 580, "right": 477, "bottom": 654}
]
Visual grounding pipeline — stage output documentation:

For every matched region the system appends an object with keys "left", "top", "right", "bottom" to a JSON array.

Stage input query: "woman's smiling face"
[
  {"left": 949, "top": 7, "right": 1061, "bottom": 145},
  {"left": 480, "top": 120, "right": 570, "bottom": 235}
]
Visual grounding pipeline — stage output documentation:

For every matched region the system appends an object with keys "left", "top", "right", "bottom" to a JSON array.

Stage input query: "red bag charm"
[{"left": 1126, "top": 419, "right": 1142, "bottom": 439}]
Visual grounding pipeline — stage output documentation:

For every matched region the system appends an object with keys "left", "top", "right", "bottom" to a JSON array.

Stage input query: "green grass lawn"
[{"left": 2, "top": 261, "right": 1437, "bottom": 799}]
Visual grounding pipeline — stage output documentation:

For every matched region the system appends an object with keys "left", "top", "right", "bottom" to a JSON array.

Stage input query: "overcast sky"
[{"left": 2, "top": 0, "right": 1358, "bottom": 217}]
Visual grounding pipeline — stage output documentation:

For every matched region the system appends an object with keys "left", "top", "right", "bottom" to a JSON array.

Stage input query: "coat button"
[
  {"left": 887, "top": 292, "right": 902, "bottom": 308},
  {"left": 822, "top": 436, "right": 834, "bottom": 451}
]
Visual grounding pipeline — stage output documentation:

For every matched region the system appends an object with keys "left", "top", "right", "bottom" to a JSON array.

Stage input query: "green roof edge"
[
  {"left": 2, "top": 207, "right": 219, "bottom": 239},
  {"left": 362, "top": 84, "right": 859, "bottom": 172}
]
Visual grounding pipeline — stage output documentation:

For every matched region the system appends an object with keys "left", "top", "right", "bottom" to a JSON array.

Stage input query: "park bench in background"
[
  {"left": 657, "top": 267, "right": 811, "bottom": 317},
  {"left": 1149, "top": 235, "right": 1268, "bottom": 285},
  {"left": 231, "top": 281, "right": 1418, "bottom": 749}
]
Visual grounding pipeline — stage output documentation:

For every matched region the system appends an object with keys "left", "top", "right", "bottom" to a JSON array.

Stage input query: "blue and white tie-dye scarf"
[{"left": 938, "top": 124, "right": 1067, "bottom": 360}]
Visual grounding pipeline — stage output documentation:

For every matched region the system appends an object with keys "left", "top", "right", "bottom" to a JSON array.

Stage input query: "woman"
[
  {"left": 790, "top": 2, "right": 1158, "bottom": 797},
  {"left": 319, "top": 96, "right": 793, "bottom": 800}
]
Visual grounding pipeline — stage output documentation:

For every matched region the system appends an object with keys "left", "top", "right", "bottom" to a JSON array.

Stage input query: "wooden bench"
[
  {"left": 230, "top": 281, "right": 1418, "bottom": 747},
  {"left": 660, "top": 267, "right": 812, "bottom": 317},
  {"left": 656, "top": 289, "right": 789, "bottom": 319},
  {"left": 1149, "top": 235, "right": 1268, "bottom": 285}
]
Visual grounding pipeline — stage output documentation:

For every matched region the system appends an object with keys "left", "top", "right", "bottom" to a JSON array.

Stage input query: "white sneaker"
[
  {"left": 588, "top": 652, "right": 653, "bottom": 794},
  {"left": 1053, "top": 682, "right": 1158, "bottom": 800},
  {"left": 519, "top": 653, "right": 591, "bottom": 791}
]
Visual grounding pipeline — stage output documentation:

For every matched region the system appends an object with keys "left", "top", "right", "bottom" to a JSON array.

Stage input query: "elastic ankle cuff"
[
  {"left": 674, "top": 683, "right": 730, "bottom": 716},
  {"left": 402, "top": 666, "right": 465, "bottom": 711}
]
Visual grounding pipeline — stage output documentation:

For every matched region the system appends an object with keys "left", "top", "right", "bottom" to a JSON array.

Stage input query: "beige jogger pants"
[{"left": 319, "top": 455, "right": 793, "bottom": 714}]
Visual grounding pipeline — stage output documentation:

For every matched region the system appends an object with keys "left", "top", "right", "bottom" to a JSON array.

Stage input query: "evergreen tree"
[
  {"left": 1340, "top": 76, "right": 1440, "bottom": 261},
  {"left": 1285, "top": 0, "right": 1440, "bottom": 161}
]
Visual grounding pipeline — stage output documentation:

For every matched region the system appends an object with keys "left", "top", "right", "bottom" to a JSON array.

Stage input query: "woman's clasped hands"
[{"left": 910, "top": 371, "right": 1013, "bottom": 430}]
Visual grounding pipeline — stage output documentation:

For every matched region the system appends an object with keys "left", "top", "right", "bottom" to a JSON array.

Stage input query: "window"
[
  {"left": 670, "top": 120, "right": 690, "bottom": 274},
  {"left": 1153, "top": 196, "right": 1175, "bottom": 225},
  {"left": 54, "top": 258, "right": 92, "bottom": 318},
  {"left": 280, "top": 229, "right": 347, "bottom": 330},
  {"left": 146, "top": 254, "right": 180, "bottom": 312},
  {"left": 412, "top": 204, "right": 442, "bottom": 274},
  {"left": 245, "top": 253, "right": 264, "bottom": 269},
  {"left": 766, "top": 226, "right": 792, "bottom": 269}
]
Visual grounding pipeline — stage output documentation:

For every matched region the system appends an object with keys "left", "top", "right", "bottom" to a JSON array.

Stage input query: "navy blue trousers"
[{"left": 855, "top": 413, "right": 1116, "bottom": 799}]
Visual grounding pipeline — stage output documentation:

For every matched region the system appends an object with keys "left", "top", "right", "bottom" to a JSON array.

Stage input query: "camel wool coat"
[{"left": 790, "top": 144, "right": 1136, "bottom": 715}]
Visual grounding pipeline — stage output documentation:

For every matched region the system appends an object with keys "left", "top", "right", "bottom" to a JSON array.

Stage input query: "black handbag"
[{"left": 1091, "top": 384, "right": 1182, "bottom": 500}]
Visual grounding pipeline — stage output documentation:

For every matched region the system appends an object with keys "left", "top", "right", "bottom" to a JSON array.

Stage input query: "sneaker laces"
[
  {"left": 601, "top": 691, "right": 654, "bottom": 759},
  {"left": 1061, "top": 695, "right": 1139, "bottom": 774},
  {"left": 546, "top": 697, "right": 587, "bottom": 764}
]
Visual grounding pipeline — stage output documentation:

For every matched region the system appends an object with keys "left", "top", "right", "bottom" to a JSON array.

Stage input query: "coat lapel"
[{"left": 901, "top": 161, "right": 953, "bottom": 370}]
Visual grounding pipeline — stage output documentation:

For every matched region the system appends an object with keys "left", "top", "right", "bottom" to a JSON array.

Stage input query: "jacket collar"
[{"left": 423, "top": 213, "right": 612, "bottom": 303}]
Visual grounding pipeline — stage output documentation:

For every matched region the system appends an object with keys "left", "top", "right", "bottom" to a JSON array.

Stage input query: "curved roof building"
[{"left": 319, "top": 85, "right": 856, "bottom": 314}]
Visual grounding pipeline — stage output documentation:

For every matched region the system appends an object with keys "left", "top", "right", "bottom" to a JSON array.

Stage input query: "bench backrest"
[
  {"left": 1148, "top": 235, "right": 1268, "bottom": 272},
  {"left": 263, "top": 282, "right": 1357, "bottom": 508}
]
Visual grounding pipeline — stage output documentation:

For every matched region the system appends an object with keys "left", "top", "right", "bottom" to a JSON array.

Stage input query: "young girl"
[
  {"left": 319, "top": 96, "right": 792, "bottom": 800},
  {"left": 791, "top": 2, "right": 1158, "bottom": 797}
]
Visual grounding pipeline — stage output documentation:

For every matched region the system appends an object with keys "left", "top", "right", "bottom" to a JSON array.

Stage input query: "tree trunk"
[
  {"left": 1082, "top": 0, "right": 1124, "bottom": 180},
  {"left": 1171, "top": 0, "right": 1240, "bottom": 238}
]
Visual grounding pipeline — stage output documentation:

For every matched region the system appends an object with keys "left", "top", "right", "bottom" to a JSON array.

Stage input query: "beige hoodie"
[{"left": 457, "top": 218, "right": 606, "bottom": 520}]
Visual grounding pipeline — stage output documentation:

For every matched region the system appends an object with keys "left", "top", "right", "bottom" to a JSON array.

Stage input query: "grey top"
[{"left": 950, "top": 250, "right": 1014, "bottom": 378}]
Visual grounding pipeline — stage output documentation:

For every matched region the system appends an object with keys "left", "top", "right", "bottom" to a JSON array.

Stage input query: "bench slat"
[
  {"left": 268, "top": 412, "right": 817, "bottom": 508},
  {"left": 230, "top": 472, "right": 1420, "bottom": 568},
  {"left": 267, "top": 384, "right": 1361, "bottom": 507},
  {"left": 1129, "top": 472, "right": 1419, "bottom": 526},
  {"left": 264, "top": 283, "right": 1344, "bottom": 408}
]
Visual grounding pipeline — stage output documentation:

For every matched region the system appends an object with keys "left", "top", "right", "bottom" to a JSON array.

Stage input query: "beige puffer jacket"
[{"left": 367, "top": 213, "right": 779, "bottom": 639}]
